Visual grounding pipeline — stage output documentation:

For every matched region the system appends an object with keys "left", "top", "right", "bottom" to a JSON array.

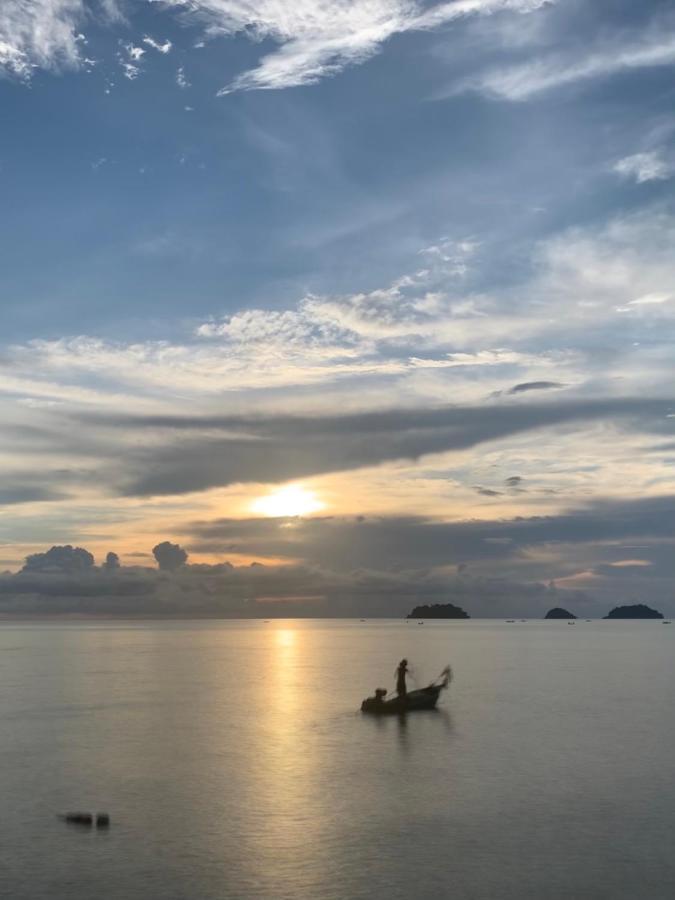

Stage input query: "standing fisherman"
[{"left": 396, "top": 659, "right": 409, "bottom": 699}]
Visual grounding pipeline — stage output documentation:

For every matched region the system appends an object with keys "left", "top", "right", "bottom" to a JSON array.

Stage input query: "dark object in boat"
[
  {"left": 407, "top": 603, "right": 469, "bottom": 619},
  {"left": 361, "top": 667, "right": 452, "bottom": 715},
  {"left": 60, "top": 811, "right": 110, "bottom": 827},
  {"left": 545, "top": 607, "right": 577, "bottom": 619},
  {"left": 603, "top": 604, "right": 663, "bottom": 620}
]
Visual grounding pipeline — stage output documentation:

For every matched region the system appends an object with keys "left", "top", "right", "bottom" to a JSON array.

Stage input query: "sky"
[{"left": 1, "top": 0, "right": 675, "bottom": 616}]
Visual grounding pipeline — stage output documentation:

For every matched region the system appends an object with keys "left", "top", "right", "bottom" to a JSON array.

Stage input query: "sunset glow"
[{"left": 251, "top": 485, "right": 325, "bottom": 518}]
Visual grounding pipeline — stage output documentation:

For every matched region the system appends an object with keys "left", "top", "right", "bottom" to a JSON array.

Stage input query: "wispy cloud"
[
  {"left": 614, "top": 151, "right": 675, "bottom": 184},
  {"left": 0, "top": 0, "right": 88, "bottom": 78},
  {"left": 142, "top": 35, "right": 172, "bottom": 54},
  {"left": 453, "top": 31, "right": 675, "bottom": 100},
  {"left": 4, "top": 209, "right": 675, "bottom": 403},
  {"left": 0, "top": 0, "right": 550, "bottom": 88},
  {"left": 176, "top": 64, "right": 189, "bottom": 88},
  {"left": 118, "top": 42, "right": 145, "bottom": 79},
  {"left": 180, "top": 0, "right": 553, "bottom": 94}
]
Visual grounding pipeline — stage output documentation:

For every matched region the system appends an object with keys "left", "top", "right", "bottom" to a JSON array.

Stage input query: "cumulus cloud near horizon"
[{"left": 0, "top": 537, "right": 595, "bottom": 619}]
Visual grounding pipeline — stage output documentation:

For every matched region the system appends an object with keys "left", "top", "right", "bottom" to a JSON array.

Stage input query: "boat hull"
[{"left": 361, "top": 685, "right": 442, "bottom": 715}]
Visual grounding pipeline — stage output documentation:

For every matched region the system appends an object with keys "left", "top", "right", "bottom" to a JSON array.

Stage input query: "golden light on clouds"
[{"left": 250, "top": 484, "right": 325, "bottom": 518}]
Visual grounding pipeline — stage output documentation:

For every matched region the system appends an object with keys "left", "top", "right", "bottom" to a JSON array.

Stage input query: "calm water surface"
[{"left": 1, "top": 619, "right": 674, "bottom": 899}]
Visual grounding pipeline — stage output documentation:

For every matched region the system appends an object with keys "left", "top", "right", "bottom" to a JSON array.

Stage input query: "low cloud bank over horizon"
[
  {"left": 0, "top": 539, "right": 590, "bottom": 619},
  {"left": 4, "top": 490, "right": 675, "bottom": 618}
]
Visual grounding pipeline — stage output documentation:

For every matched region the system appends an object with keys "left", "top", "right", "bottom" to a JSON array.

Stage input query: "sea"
[{"left": 1, "top": 618, "right": 674, "bottom": 900}]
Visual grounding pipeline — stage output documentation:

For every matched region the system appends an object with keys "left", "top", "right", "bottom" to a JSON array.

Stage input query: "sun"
[{"left": 250, "top": 484, "right": 324, "bottom": 518}]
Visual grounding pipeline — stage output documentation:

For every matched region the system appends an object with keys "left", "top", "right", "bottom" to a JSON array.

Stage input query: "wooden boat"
[{"left": 361, "top": 666, "right": 451, "bottom": 715}]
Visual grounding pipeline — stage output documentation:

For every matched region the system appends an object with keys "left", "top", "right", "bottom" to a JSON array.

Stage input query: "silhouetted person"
[{"left": 396, "top": 659, "right": 409, "bottom": 699}]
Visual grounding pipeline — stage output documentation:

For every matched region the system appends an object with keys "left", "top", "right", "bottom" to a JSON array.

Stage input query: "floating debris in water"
[{"left": 59, "top": 812, "right": 110, "bottom": 828}]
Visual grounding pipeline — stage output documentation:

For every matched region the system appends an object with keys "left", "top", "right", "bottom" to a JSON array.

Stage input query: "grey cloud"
[
  {"left": 0, "top": 485, "right": 69, "bottom": 505},
  {"left": 508, "top": 381, "right": 565, "bottom": 394},
  {"left": 0, "top": 554, "right": 594, "bottom": 620},
  {"left": 103, "top": 551, "right": 120, "bottom": 571},
  {"left": 187, "top": 494, "right": 675, "bottom": 578},
  {"left": 0, "top": 571, "right": 156, "bottom": 601},
  {"left": 22, "top": 545, "right": 95, "bottom": 574},
  {"left": 152, "top": 541, "right": 188, "bottom": 571},
  {"left": 77, "top": 396, "right": 674, "bottom": 497}
]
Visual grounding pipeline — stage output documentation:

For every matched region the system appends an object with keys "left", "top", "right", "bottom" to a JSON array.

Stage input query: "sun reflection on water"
[{"left": 275, "top": 627, "right": 296, "bottom": 649}]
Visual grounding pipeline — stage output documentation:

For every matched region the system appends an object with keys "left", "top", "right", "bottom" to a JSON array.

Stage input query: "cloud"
[
  {"left": 183, "top": 0, "right": 552, "bottom": 94},
  {"left": 7, "top": 207, "right": 674, "bottom": 404},
  {"left": 118, "top": 41, "right": 145, "bottom": 79},
  {"left": 614, "top": 151, "right": 675, "bottom": 184},
  {"left": 0, "top": 540, "right": 593, "bottom": 618},
  {"left": 188, "top": 495, "right": 675, "bottom": 571},
  {"left": 103, "top": 550, "right": 120, "bottom": 570},
  {"left": 0, "top": 486, "right": 69, "bottom": 505},
  {"left": 85, "top": 396, "right": 671, "bottom": 497},
  {"left": 0, "top": 0, "right": 88, "bottom": 78},
  {"left": 1, "top": 212, "right": 674, "bottom": 536},
  {"left": 508, "top": 381, "right": 564, "bottom": 394},
  {"left": 0, "top": 496, "right": 664, "bottom": 616},
  {"left": 182, "top": 496, "right": 675, "bottom": 614},
  {"left": 3, "top": 494, "right": 675, "bottom": 617},
  {"left": 0, "top": 0, "right": 551, "bottom": 89},
  {"left": 22, "top": 544, "right": 94, "bottom": 573},
  {"left": 152, "top": 540, "right": 188, "bottom": 570},
  {"left": 454, "top": 30, "right": 675, "bottom": 101},
  {"left": 626, "top": 292, "right": 671, "bottom": 307},
  {"left": 143, "top": 35, "right": 172, "bottom": 54}
]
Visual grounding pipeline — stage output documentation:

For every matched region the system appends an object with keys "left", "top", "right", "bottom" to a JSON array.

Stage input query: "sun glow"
[{"left": 251, "top": 484, "right": 325, "bottom": 518}]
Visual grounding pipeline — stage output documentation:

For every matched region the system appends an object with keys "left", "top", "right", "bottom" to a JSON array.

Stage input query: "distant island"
[
  {"left": 407, "top": 603, "right": 470, "bottom": 619},
  {"left": 545, "top": 607, "right": 577, "bottom": 619},
  {"left": 604, "top": 604, "right": 663, "bottom": 620}
]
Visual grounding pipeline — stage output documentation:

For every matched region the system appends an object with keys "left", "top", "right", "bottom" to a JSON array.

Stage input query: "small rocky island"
[
  {"left": 604, "top": 604, "right": 663, "bottom": 620},
  {"left": 545, "top": 607, "right": 577, "bottom": 619},
  {"left": 407, "top": 603, "right": 470, "bottom": 619}
]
